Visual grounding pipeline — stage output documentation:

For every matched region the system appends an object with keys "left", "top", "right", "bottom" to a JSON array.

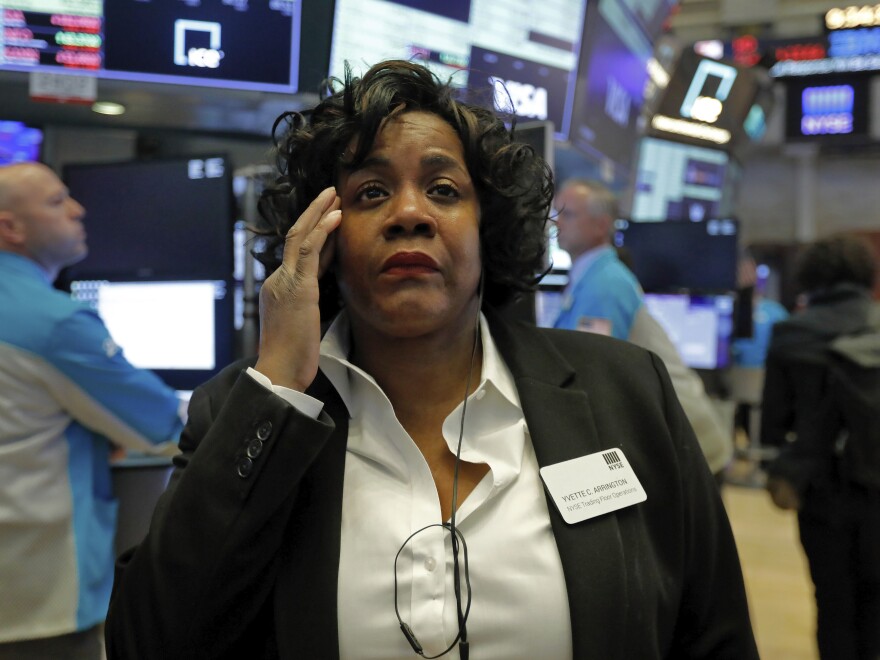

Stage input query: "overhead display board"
[
  {"left": 784, "top": 75, "right": 870, "bottom": 142},
  {"left": 567, "top": 0, "right": 677, "bottom": 174},
  {"left": 648, "top": 49, "right": 764, "bottom": 149},
  {"left": 0, "top": 0, "right": 301, "bottom": 93},
  {"left": 328, "top": 0, "right": 587, "bottom": 138}
]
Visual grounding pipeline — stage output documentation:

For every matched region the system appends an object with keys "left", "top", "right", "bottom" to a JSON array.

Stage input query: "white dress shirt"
[{"left": 249, "top": 313, "right": 572, "bottom": 659}]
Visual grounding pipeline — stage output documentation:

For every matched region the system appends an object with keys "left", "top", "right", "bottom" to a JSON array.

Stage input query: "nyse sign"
[{"left": 801, "top": 84, "right": 855, "bottom": 135}]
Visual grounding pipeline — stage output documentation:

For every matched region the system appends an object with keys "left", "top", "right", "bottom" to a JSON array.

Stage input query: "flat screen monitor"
[
  {"left": 643, "top": 292, "right": 735, "bottom": 370},
  {"left": 69, "top": 279, "right": 233, "bottom": 391},
  {"left": 328, "top": 0, "right": 587, "bottom": 138},
  {"left": 568, "top": 0, "right": 676, "bottom": 173},
  {"left": 630, "top": 137, "right": 738, "bottom": 222},
  {"left": 614, "top": 218, "right": 739, "bottom": 293},
  {"left": 0, "top": 1, "right": 301, "bottom": 93},
  {"left": 63, "top": 155, "right": 234, "bottom": 281},
  {"left": 0, "top": 121, "right": 42, "bottom": 165}
]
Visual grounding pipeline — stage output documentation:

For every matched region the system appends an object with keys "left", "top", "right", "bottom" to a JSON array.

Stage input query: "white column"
[{"left": 783, "top": 143, "right": 819, "bottom": 243}]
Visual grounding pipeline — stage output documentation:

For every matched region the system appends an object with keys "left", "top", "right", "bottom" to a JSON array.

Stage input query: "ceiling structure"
[
  {"left": 0, "top": 70, "right": 318, "bottom": 137},
  {"left": 0, "top": 1, "right": 852, "bottom": 138}
]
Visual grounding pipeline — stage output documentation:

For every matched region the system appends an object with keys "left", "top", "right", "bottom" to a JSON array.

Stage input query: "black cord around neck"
[{"left": 394, "top": 289, "right": 482, "bottom": 659}]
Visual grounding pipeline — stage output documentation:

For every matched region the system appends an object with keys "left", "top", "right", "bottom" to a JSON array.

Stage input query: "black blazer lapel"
[
  {"left": 275, "top": 371, "right": 349, "bottom": 660},
  {"left": 488, "top": 311, "right": 628, "bottom": 660}
]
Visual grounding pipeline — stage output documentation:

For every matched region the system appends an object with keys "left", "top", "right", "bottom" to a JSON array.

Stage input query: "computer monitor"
[
  {"left": 614, "top": 218, "right": 739, "bottom": 293},
  {"left": 630, "top": 136, "right": 739, "bottom": 222},
  {"left": 0, "top": 1, "right": 303, "bottom": 93},
  {"left": 643, "top": 292, "right": 735, "bottom": 370},
  {"left": 63, "top": 155, "right": 234, "bottom": 281},
  {"left": 0, "top": 121, "right": 42, "bottom": 165},
  {"left": 69, "top": 279, "right": 234, "bottom": 391}
]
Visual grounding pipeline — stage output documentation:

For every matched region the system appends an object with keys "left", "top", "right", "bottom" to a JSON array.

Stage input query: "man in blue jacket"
[
  {"left": 552, "top": 179, "right": 642, "bottom": 340},
  {"left": 0, "top": 162, "right": 185, "bottom": 659}
]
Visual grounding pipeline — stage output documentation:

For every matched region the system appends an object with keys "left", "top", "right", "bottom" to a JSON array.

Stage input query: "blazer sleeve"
[
  {"left": 105, "top": 365, "right": 337, "bottom": 659},
  {"left": 650, "top": 345, "right": 758, "bottom": 659}
]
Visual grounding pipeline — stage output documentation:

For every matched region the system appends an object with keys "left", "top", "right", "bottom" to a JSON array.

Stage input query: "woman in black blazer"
[{"left": 105, "top": 60, "right": 758, "bottom": 660}]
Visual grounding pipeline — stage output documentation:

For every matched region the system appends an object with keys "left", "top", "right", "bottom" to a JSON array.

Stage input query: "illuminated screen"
[
  {"left": 0, "top": 121, "right": 42, "bottom": 165},
  {"left": 650, "top": 49, "right": 760, "bottom": 149},
  {"left": 630, "top": 137, "right": 736, "bottom": 222},
  {"left": 614, "top": 218, "right": 739, "bottom": 292},
  {"left": 63, "top": 155, "right": 234, "bottom": 281},
  {"left": 784, "top": 76, "right": 868, "bottom": 142},
  {"left": 568, "top": 0, "right": 676, "bottom": 172},
  {"left": 329, "top": 0, "right": 587, "bottom": 137},
  {"left": 69, "top": 279, "right": 233, "bottom": 390},
  {"left": 0, "top": 1, "right": 301, "bottom": 93},
  {"left": 643, "top": 292, "right": 734, "bottom": 369}
]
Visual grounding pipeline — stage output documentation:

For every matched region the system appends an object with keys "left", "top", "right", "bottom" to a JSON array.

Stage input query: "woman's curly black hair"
[
  {"left": 253, "top": 59, "right": 553, "bottom": 317},
  {"left": 795, "top": 233, "right": 877, "bottom": 294}
]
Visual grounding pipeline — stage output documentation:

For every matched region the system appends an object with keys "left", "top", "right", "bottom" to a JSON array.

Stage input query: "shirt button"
[
  {"left": 475, "top": 389, "right": 486, "bottom": 401},
  {"left": 256, "top": 421, "right": 272, "bottom": 441},
  {"left": 246, "top": 439, "right": 264, "bottom": 459},
  {"left": 424, "top": 556, "right": 437, "bottom": 572},
  {"left": 236, "top": 457, "right": 254, "bottom": 478}
]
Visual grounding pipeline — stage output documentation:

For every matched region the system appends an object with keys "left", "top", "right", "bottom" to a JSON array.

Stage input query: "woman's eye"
[
  {"left": 431, "top": 183, "right": 458, "bottom": 198},
  {"left": 356, "top": 185, "right": 386, "bottom": 201}
]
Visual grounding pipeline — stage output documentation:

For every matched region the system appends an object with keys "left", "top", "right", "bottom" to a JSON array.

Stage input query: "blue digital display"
[
  {"left": 0, "top": 121, "right": 42, "bottom": 165},
  {"left": 785, "top": 75, "right": 867, "bottom": 142},
  {"left": 828, "top": 27, "right": 880, "bottom": 58},
  {"left": 801, "top": 84, "right": 854, "bottom": 135}
]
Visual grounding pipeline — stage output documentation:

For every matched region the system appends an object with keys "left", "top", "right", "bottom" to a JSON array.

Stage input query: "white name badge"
[{"left": 540, "top": 449, "right": 647, "bottom": 524}]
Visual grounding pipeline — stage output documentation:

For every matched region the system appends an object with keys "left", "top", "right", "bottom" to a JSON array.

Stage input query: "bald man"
[
  {"left": 0, "top": 163, "right": 184, "bottom": 659},
  {"left": 552, "top": 179, "right": 642, "bottom": 339}
]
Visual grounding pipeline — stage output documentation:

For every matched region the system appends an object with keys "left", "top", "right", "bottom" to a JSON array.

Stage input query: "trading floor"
[{"left": 724, "top": 467, "right": 817, "bottom": 659}]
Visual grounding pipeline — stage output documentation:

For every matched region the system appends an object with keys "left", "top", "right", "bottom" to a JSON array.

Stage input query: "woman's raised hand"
[{"left": 253, "top": 187, "right": 342, "bottom": 391}]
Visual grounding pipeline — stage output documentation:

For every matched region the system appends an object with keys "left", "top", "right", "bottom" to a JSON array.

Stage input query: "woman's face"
[{"left": 335, "top": 110, "right": 482, "bottom": 341}]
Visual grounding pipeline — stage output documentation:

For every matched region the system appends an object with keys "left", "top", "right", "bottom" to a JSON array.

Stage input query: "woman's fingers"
[{"left": 280, "top": 187, "right": 339, "bottom": 269}]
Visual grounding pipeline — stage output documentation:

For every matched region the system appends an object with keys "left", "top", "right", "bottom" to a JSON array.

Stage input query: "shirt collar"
[
  {"left": 0, "top": 252, "right": 51, "bottom": 285},
  {"left": 318, "top": 310, "right": 526, "bottom": 489},
  {"left": 318, "top": 310, "right": 521, "bottom": 413}
]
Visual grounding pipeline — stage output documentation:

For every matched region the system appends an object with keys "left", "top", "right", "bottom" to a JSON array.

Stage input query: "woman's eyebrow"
[{"left": 344, "top": 153, "right": 466, "bottom": 175}]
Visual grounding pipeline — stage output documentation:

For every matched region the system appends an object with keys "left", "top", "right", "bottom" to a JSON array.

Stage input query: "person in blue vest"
[
  {"left": 0, "top": 162, "right": 185, "bottom": 659},
  {"left": 552, "top": 179, "right": 642, "bottom": 339}
]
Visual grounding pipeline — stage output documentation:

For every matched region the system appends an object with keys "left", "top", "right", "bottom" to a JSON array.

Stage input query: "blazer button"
[
  {"left": 236, "top": 457, "right": 254, "bottom": 478},
  {"left": 256, "top": 421, "right": 272, "bottom": 441},
  {"left": 246, "top": 439, "right": 264, "bottom": 459}
]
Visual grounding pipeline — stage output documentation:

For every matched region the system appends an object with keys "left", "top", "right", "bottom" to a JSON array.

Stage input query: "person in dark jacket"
[
  {"left": 762, "top": 233, "right": 880, "bottom": 660},
  {"left": 104, "top": 60, "right": 758, "bottom": 660}
]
